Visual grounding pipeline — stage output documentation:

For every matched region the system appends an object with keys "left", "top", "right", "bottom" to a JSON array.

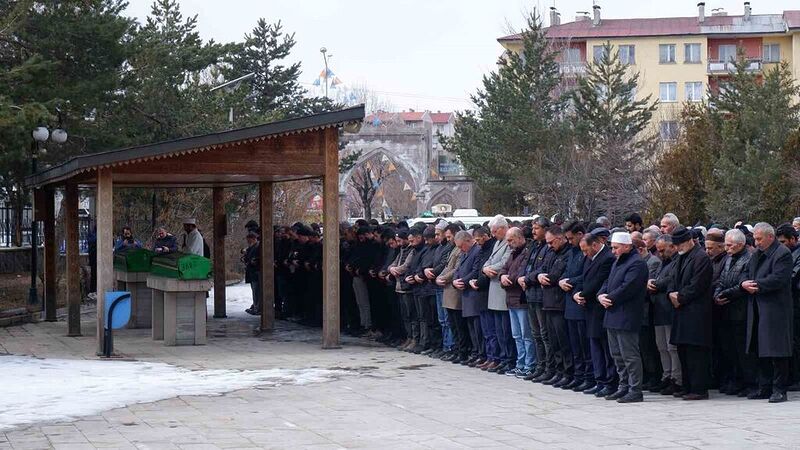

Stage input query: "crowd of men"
[{"left": 273, "top": 213, "right": 800, "bottom": 404}]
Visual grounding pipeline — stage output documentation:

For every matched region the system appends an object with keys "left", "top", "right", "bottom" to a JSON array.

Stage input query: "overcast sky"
[{"left": 126, "top": 0, "right": 799, "bottom": 113}]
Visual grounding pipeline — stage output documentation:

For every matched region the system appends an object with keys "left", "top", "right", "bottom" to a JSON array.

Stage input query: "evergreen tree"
[
  {"left": 442, "top": 11, "right": 564, "bottom": 213},
  {"left": 707, "top": 59, "right": 800, "bottom": 223},
  {"left": 225, "top": 18, "right": 338, "bottom": 121},
  {"left": 570, "top": 42, "right": 658, "bottom": 221}
]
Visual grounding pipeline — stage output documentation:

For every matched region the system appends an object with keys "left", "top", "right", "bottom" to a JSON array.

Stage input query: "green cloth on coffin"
[
  {"left": 113, "top": 248, "right": 155, "bottom": 272},
  {"left": 150, "top": 252, "right": 212, "bottom": 280}
]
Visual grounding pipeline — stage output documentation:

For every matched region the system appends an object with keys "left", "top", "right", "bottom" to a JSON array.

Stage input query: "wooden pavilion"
[{"left": 26, "top": 105, "right": 365, "bottom": 353}]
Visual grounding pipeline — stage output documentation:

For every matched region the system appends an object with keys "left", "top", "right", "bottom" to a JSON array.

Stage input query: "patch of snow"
[
  {"left": 207, "top": 283, "right": 257, "bottom": 320},
  {"left": 0, "top": 355, "right": 347, "bottom": 431}
]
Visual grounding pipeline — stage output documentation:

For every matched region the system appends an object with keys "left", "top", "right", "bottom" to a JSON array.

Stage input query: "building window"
[
  {"left": 763, "top": 44, "right": 780, "bottom": 62},
  {"left": 659, "top": 82, "right": 677, "bottom": 102},
  {"left": 619, "top": 45, "right": 635, "bottom": 64},
  {"left": 562, "top": 47, "right": 581, "bottom": 62},
  {"left": 684, "top": 43, "right": 701, "bottom": 63},
  {"left": 659, "top": 44, "right": 676, "bottom": 63},
  {"left": 718, "top": 44, "right": 737, "bottom": 62},
  {"left": 438, "top": 154, "right": 463, "bottom": 176},
  {"left": 593, "top": 45, "right": 607, "bottom": 63},
  {"left": 660, "top": 121, "right": 679, "bottom": 141},
  {"left": 685, "top": 82, "right": 703, "bottom": 102}
]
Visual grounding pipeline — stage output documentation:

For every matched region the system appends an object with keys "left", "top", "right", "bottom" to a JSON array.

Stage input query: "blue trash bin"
[{"left": 103, "top": 291, "right": 131, "bottom": 357}]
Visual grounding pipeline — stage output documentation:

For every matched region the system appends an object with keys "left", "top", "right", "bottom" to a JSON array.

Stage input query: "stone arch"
[
  {"left": 428, "top": 190, "right": 456, "bottom": 210},
  {"left": 340, "top": 147, "right": 420, "bottom": 219}
]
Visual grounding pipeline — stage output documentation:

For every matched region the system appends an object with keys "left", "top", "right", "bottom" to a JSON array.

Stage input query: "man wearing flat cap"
[
  {"left": 597, "top": 232, "right": 649, "bottom": 403},
  {"left": 668, "top": 226, "right": 713, "bottom": 400}
]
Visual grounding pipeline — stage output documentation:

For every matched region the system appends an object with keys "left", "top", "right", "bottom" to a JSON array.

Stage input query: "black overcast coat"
[
  {"left": 669, "top": 244, "right": 713, "bottom": 348},
  {"left": 746, "top": 240, "right": 794, "bottom": 357},
  {"left": 580, "top": 245, "right": 614, "bottom": 339}
]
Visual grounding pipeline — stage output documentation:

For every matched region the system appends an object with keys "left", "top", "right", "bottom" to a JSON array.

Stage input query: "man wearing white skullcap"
[{"left": 597, "top": 230, "right": 649, "bottom": 403}]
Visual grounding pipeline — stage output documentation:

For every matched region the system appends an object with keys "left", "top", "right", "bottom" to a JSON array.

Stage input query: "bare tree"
[{"left": 348, "top": 159, "right": 386, "bottom": 219}]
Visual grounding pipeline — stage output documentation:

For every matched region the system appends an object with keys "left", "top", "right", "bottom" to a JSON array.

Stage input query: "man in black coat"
[
  {"left": 574, "top": 230, "right": 616, "bottom": 397},
  {"left": 713, "top": 228, "right": 756, "bottom": 396},
  {"left": 668, "top": 227, "right": 713, "bottom": 400},
  {"left": 742, "top": 222, "right": 794, "bottom": 403},
  {"left": 598, "top": 232, "right": 649, "bottom": 403},
  {"left": 775, "top": 223, "right": 800, "bottom": 390}
]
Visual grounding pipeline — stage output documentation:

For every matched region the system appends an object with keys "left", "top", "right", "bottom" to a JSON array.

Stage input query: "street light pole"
[
  {"left": 320, "top": 47, "right": 330, "bottom": 99},
  {"left": 27, "top": 141, "right": 38, "bottom": 307}
]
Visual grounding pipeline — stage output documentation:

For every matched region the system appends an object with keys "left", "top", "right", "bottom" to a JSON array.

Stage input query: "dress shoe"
[
  {"left": 469, "top": 357, "right": 486, "bottom": 368},
  {"left": 583, "top": 384, "right": 603, "bottom": 395},
  {"left": 595, "top": 386, "right": 614, "bottom": 398},
  {"left": 660, "top": 381, "right": 679, "bottom": 396},
  {"left": 575, "top": 381, "right": 596, "bottom": 392},
  {"left": 554, "top": 376, "right": 573, "bottom": 389},
  {"left": 769, "top": 391, "right": 788, "bottom": 403},
  {"left": 747, "top": 389, "right": 772, "bottom": 400},
  {"left": 455, "top": 354, "right": 470, "bottom": 364},
  {"left": 649, "top": 378, "right": 670, "bottom": 393},
  {"left": 484, "top": 361, "right": 500, "bottom": 372},
  {"left": 528, "top": 369, "right": 544, "bottom": 381},
  {"left": 523, "top": 370, "right": 538, "bottom": 381},
  {"left": 672, "top": 388, "right": 687, "bottom": 398},
  {"left": 682, "top": 392, "right": 709, "bottom": 401},
  {"left": 564, "top": 379, "right": 582, "bottom": 390},
  {"left": 617, "top": 392, "right": 644, "bottom": 403},
  {"left": 532, "top": 371, "right": 552, "bottom": 383},
  {"left": 641, "top": 379, "right": 658, "bottom": 391},
  {"left": 787, "top": 382, "right": 800, "bottom": 392},
  {"left": 605, "top": 388, "right": 628, "bottom": 401},
  {"left": 542, "top": 374, "right": 563, "bottom": 386},
  {"left": 421, "top": 348, "right": 434, "bottom": 356},
  {"left": 410, "top": 345, "right": 425, "bottom": 354},
  {"left": 489, "top": 362, "right": 507, "bottom": 373}
]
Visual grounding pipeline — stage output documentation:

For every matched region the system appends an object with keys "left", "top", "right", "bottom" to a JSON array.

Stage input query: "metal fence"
[{"left": 0, "top": 205, "right": 90, "bottom": 251}]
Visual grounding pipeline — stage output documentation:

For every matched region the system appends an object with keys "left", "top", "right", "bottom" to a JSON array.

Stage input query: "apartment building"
[{"left": 498, "top": 2, "right": 800, "bottom": 140}]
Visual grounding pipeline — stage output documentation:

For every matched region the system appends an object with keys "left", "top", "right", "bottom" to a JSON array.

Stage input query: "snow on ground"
[
  {"left": 207, "top": 282, "right": 256, "bottom": 320},
  {"left": 0, "top": 355, "right": 348, "bottom": 431}
]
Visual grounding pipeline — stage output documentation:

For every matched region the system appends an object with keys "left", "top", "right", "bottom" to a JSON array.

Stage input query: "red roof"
[
  {"left": 398, "top": 112, "right": 425, "bottom": 122},
  {"left": 498, "top": 11, "right": 800, "bottom": 41},
  {"left": 786, "top": 11, "right": 800, "bottom": 29},
  {"left": 429, "top": 112, "right": 453, "bottom": 124}
]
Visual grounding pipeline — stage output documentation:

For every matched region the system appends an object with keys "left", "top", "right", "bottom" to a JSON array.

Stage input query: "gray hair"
[
  {"left": 725, "top": 229, "right": 746, "bottom": 245},
  {"left": 454, "top": 230, "right": 473, "bottom": 243},
  {"left": 642, "top": 229, "right": 660, "bottom": 241},
  {"left": 656, "top": 234, "right": 673, "bottom": 244},
  {"left": 661, "top": 213, "right": 680, "bottom": 227},
  {"left": 488, "top": 214, "right": 509, "bottom": 230},
  {"left": 753, "top": 222, "right": 775, "bottom": 237},
  {"left": 793, "top": 217, "right": 800, "bottom": 226},
  {"left": 596, "top": 216, "right": 611, "bottom": 227}
]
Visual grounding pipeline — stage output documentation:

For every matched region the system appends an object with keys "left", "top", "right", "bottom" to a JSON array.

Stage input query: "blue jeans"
[
  {"left": 435, "top": 290, "right": 453, "bottom": 351},
  {"left": 509, "top": 307, "right": 535, "bottom": 370}
]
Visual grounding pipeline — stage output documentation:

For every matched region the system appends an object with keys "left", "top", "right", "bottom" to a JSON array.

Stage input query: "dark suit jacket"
[
  {"left": 600, "top": 250, "right": 649, "bottom": 332},
  {"left": 577, "top": 245, "right": 614, "bottom": 338},
  {"left": 669, "top": 244, "right": 713, "bottom": 347},
  {"left": 746, "top": 240, "right": 794, "bottom": 357}
]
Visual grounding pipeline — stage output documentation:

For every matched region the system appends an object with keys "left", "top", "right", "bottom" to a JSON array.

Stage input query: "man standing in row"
[{"left": 598, "top": 232, "right": 649, "bottom": 403}]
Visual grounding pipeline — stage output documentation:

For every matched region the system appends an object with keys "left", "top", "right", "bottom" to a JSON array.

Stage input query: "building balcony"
[
  {"left": 707, "top": 59, "right": 762, "bottom": 74},
  {"left": 559, "top": 62, "right": 587, "bottom": 76}
]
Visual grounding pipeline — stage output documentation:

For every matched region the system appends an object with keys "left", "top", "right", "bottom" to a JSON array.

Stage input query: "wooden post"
[
  {"left": 212, "top": 187, "right": 227, "bottom": 318},
  {"left": 322, "top": 128, "right": 340, "bottom": 349},
  {"left": 43, "top": 188, "right": 57, "bottom": 322},
  {"left": 65, "top": 182, "right": 81, "bottom": 336},
  {"left": 96, "top": 168, "right": 114, "bottom": 354},
  {"left": 259, "top": 181, "right": 274, "bottom": 332}
]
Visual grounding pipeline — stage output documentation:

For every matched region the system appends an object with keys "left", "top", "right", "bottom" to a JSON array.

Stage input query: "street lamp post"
[
  {"left": 29, "top": 124, "right": 67, "bottom": 308},
  {"left": 320, "top": 47, "right": 331, "bottom": 99}
]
